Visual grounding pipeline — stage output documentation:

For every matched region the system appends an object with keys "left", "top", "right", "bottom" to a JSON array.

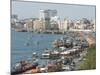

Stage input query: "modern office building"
[
  {"left": 39, "top": 9, "right": 57, "bottom": 20},
  {"left": 39, "top": 9, "right": 59, "bottom": 30}
]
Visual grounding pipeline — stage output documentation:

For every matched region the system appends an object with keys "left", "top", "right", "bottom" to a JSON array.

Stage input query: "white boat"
[
  {"left": 41, "top": 48, "right": 52, "bottom": 59},
  {"left": 60, "top": 51, "right": 70, "bottom": 56},
  {"left": 42, "top": 49, "right": 60, "bottom": 59},
  {"left": 42, "top": 53, "right": 50, "bottom": 59},
  {"left": 32, "top": 52, "right": 38, "bottom": 57}
]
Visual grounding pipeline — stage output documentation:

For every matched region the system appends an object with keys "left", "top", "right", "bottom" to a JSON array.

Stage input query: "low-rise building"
[
  {"left": 25, "top": 19, "right": 34, "bottom": 32},
  {"left": 33, "top": 19, "right": 45, "bottom": 32}
]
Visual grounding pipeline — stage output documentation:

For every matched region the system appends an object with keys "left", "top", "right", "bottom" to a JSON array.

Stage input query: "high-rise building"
[
  {"left": 39, "top": 9, "right": 58, "bottom": 30},
  {"left": 63, "top": 18, "right": 70, "bottom": 32},
  {"left": 58, "top": 22, "right": 63, "bottom": 31},
  {"left": 39, "top": 9, "right": 57, "bottom": 20}
]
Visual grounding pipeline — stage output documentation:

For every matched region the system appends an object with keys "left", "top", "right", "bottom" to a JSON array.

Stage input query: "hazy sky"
[{"left": 12, "top": 1, "right": 96, "bottom": 20}]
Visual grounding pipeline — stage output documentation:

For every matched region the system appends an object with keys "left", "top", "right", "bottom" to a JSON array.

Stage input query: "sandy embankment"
[{"left": 86, "top": 35, "right": 96, "bottom": 46}]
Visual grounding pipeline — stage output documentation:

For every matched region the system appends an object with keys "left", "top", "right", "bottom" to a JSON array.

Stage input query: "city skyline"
[{"left": 12, "top": 1, "right": 96, "bottom": 20}]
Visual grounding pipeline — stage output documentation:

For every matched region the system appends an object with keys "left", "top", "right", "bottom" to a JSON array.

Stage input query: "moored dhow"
[{"left": 11, "top": 59, "right": 38, "bottom": 74}]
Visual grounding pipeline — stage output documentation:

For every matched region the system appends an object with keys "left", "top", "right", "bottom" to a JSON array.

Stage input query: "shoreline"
[{"left": 11, "top": 31, "right": 96, "bottom": 74}]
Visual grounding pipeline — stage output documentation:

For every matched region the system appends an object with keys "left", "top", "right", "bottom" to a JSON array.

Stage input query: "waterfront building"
[
  {"left": 74, "top": 19, "right": 88, "bottom": 30},
  {"left": 93, "top": 20, "right": 96, "bottom": 32},
  {"left": 63, "top": 18, "right": 70, "bottom": 32},
  {"left": 80, "top": 18, "right": 91, "bottom": 30},
  {"left": 11, "top": 14, "right": 18, "bottom": 21},
  {"left": 11, "top": 14, "right": 19, "bottom": 28},
  {"left": 33, "top": 19, "right": 45, "bottom": 32},
  {"left": 50, "top": 16, "right": 59, "bottom": 30},
  {"left": 71, "top": 18, "right": 95, "bottom": 32},
  {"left": 74, "top": 20, "right": 81, "bottom": 29},
  {"left": 39, "top": 9, "right": 59, "bottom": 31},
  {"left": 25, "top": 19, "right": 34, "bottom": 32},
  {"left": 68, "top": 20, "right": 75, "bottom": 30},
  {"left": 58, "top": 18, "right": 63, "bottom": 31},
  {"left": 90, "top": 19, "right": 96, "bottom": 32},
  {"left": 50, "top": 21, "right": 59, "bottom": 30},
  {"left": 15, "top": 21, "right": 24, "bottom": 28}
]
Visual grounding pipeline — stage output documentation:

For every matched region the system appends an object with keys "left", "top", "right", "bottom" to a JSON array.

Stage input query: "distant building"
[
  {"left": 11, "top": 14, "right": 18, "bottom": 20},
  {"left": 62, "top": 18, "right": 70, "bottom": 32},
  {"left": 50, "top": 21, "right": 59, "bottom": 30},
  {"left": 39, "top": 9, "right": 59, "bottom": 31},
  {"left": 93, "top": 20, "right": 96, "bottom": 32},
  {"left": 74, "top": 20, "right": 82, "bottom": 29},
  {"left": 91, "top": 19, "right": 96, "bottom": 32},
  {"left": 68, "top": 20, "right": 74, "bottom": 30},
  {"left": 50, "top": 16, "right": 59, "bottom": 30},
  {"left": 58, "top": 18, "right": 63, "bottom": 31},
  {"left": 16, "top": 22, "right": 24, "bottom": 28},
  {"left": 72, "top": 18, "right": 95, "bottom": 31},
  {"left": 39, "top": 9, "right": 57, "bottom": 20},
  {"left": 11, "top": 14, "right": 18, "bottom": 28},
  {"left": 80, "top": 18, "right": 91, "bottom": 29},
  {"left": 25, "top": 19, "right": 34, "bottom": 32},
  {"left": 33, "top": 19, "right": 45, "bottom": 32}
]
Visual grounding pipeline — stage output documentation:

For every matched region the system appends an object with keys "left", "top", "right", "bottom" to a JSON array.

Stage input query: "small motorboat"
[{"left": 32, "top": 52, "right": 38, "bottom": 57}]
